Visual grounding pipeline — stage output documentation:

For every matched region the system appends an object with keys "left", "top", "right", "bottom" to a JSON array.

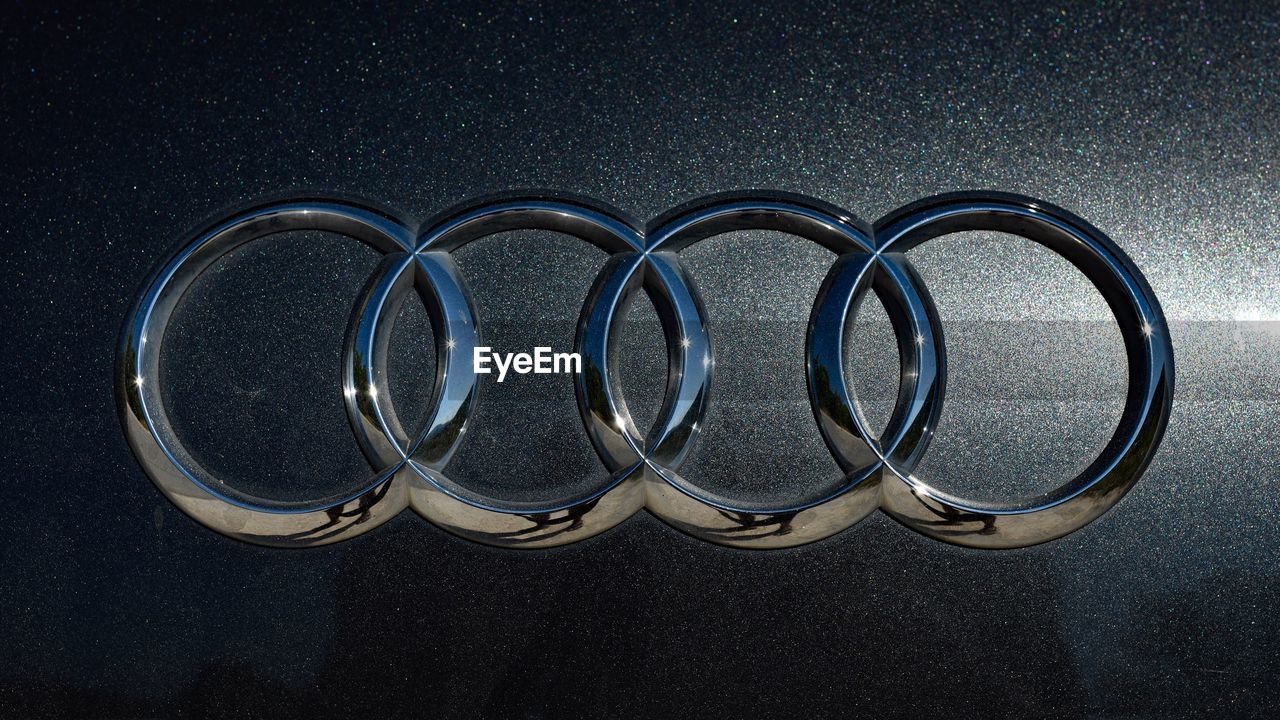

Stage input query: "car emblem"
[{"left": 118, "top": 191, "right": 1174, "bottom": 549}]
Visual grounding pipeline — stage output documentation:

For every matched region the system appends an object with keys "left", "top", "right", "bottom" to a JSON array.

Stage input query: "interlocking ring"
[{"left": 117, "top": 191, "right": 1174, "bottom": 549}]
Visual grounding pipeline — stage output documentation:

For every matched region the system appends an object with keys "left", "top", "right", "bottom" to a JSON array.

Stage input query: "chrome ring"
[
  {"left": 117, "top": 201, "right": 417, "bottom": 546},
  {"left": 635, "top": 193, "right": 946, "bottom": 547},
  {"left": 118, "top": 191, "right": 1174, "bottom": 550},
  {"left": 360, "top": 196, "right": 650, "bottom": 547},
  {"left": 871, "top": 192, "right": 1175, "bottom": 548}
]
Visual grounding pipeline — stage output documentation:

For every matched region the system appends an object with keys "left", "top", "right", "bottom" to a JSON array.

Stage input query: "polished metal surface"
[
  {"left": 118, "top": 192, "right": 1173, "bottom": 549},
  {"left": 6, "top": 1, "right": 1278, "bottom": 716}
]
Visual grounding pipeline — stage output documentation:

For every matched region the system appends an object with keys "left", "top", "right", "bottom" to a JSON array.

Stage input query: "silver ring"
[
  {"left": 870, "top": 192, "right": 1175, "bottom": 548},
  {"left": 118, "top": 191, "right": 1174, "bottom": 549},
  {"left": 117, "top": 201, "right": 417, "bottom": 546},
  {"left": 632, "top": 193, "right": 945, "bottom": 547}
]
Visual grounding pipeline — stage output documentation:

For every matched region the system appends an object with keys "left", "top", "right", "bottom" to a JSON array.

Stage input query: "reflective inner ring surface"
[
  {"left": 354, "top": 198, "right": 653, "bottom": 547},
  {"left": 117, "top": 202, "right": 419, "bottom": 546},
  {"left": 627, "top": 195, "right": 947, "bottom": 547},
  {"left": 869, "top": 193, "right": 1174, "bottom": 548},
  {"left": 118, "top": 192, "right": 1174, "bottom": 550}
]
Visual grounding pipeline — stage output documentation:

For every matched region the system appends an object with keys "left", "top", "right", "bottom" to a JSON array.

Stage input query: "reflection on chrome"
[{"left": 116, "top": 191, "right": 1174, "bottom": 550}]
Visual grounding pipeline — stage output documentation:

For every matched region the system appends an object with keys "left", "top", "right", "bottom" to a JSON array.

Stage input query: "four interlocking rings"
[{"left": 117, "top": 191, "right": 1174, "bottom": 549}]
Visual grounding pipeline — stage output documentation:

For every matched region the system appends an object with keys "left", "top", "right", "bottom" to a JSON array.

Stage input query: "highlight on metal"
[{"left": 117, "top": 191, "right": 1175, "bottom": 550}]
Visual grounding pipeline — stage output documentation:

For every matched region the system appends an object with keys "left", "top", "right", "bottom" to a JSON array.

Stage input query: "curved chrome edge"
[
  {"left": 407, "top": 461, "right": 646, "bottom": 549},
  {"left": 639, "top": 195, "right": 911, "bottom": 548},
  {"left": 344, "top": 252, "right": 481, "bottom": 470},
  {"left": 806, "top": 252, "right": 947, "bottom": 476},
  {"left": 116, "top": 201, "right": 417, "bottom": 547},
  {"left": 872, "top": 192, "right": 1175, "bottom": 548},
  {"left": 118, "top": 191, "right": 1173, "bottom": 550},
  {"left": 416, "top": 195, "right": 644, "bottom": 254},
  {"left": 575, "top": 253, "right": 651, "bottom": 472},
  {"left": 391, "top": 196, "right": 648, "bottom": 546}
]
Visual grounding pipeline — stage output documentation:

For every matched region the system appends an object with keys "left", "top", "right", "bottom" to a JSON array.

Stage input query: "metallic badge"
[{"left": 117, "top": 191, "right": 1174, "bottom": 549}]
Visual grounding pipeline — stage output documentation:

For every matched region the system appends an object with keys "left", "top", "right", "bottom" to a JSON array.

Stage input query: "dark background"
[{"left": 2, "top": 1, "right": 1278, "bottom": 717}]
